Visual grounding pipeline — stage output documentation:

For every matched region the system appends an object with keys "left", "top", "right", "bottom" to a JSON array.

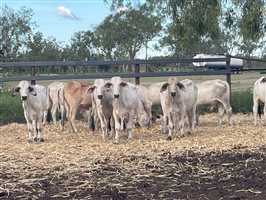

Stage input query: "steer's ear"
[
  {"left": 261, "top": 77, "right": 266, "bottom": 83},
  {"left": 120, "top": 82, "right": 128, "bottom": 88},
  {"left": 88, "top": 85, "right": 96, "bottom": 93},
  {"left": 12, "top": 87, "right": 20, "bottom": 97},
  {"left": 177, "top": 82, "right": 186, "bottom": 91},
  {"left": 160, "top": 83, "right": 169, "bottom": 93},
  {"left": 29, "top": 86, "right": 37, "bottom": 96}
]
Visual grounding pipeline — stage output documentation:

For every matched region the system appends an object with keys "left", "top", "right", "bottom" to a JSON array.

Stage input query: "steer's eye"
[
  {"left": 105, "top": 83, "right": 112, "bottom": 88},
  {"left": 14, "top": 87, "right": 20, "bottom": 92},
  {"left": 28, "top": 87, "right": 33, "bottom": 92}
]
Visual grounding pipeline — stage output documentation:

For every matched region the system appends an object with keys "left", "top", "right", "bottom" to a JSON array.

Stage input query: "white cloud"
[{"left": 57, "top": 6, "right": 81, "bottom": 20}]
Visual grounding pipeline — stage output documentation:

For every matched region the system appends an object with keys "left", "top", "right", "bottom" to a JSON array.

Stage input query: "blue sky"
[
  {"left": 0, "top": 0, "right": 166, "bottom": 58},
  {"left": 1, "top": 0, "right": 110, "bottom": 43}
]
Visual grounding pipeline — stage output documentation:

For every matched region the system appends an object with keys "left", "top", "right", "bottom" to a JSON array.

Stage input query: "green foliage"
[
  {"left": 231, "top": 90, "right": 253, "bottom": 113},
  {"left": 0, "top": 92, "right": 25, "bottom": 125},
  {"left": 0, "top": 5, "right": 35, "bottom": 61},
  {"left": 162, "top": 0, "right": 222, "bottom": 57},
  {"left": 93, "top": 3, "right": 162, "bottom": 60}
]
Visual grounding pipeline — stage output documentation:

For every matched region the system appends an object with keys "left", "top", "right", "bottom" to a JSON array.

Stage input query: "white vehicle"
[{"left": 193, "top": 54, "right": 243, "bottom": 73}]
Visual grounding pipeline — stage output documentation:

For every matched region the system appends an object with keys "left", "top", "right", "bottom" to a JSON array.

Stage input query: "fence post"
[
  {"left": 135, "top": 63, "right": 140, "bottom": 85},
  {"left": 226, "top": 54, "right": 231, "bottom": 101},
  {"left": 31, "top": 66, "right": 36, "bottom": 85}
]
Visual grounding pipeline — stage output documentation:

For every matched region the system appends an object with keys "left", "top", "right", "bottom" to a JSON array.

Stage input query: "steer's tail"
[
  {"left": 258, "top": 104, "right": 262, "bottom": 118},
  {"left": 46, "top": 86, "right": 52, "bottom": 110}
]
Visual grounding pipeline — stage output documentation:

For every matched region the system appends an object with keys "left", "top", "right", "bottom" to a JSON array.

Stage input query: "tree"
[
  {"left": 160, "top": 0, "right": 222, "bottom": 57},
  {"left": 235, "top": 0, "right": 265, "bottom": 56},
  {"left": 0, "top": 5, "right": 36, "bottom": 61},
  {"left": 22, "top": 32, "right": 62, "bottom": 61},
  {"left": 62, "top": 31, "right": 97, "bottom": 61},
  {"left": 95, "top": 2, "right": 162, "bottom": 61}
]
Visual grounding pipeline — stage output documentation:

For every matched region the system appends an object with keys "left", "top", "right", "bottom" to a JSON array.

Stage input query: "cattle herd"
[{"left": 11, "top": 76, "right": 266, "bottom": 143}]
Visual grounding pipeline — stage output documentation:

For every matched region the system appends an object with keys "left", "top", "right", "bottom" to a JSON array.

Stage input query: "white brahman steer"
[
  {"left": 88, "top": 79, "right": 114, "bottom": 141},
  {"left": 136, "top": 82, "right": 165, "bottom": 123},
  {"left": 160, "top": 78, "right": 197, "bottom": 140},
  {"left": 196, "top": 79, "right": 232, "bottom": 126},
  {"left": 47, "top": 81, "right": 66, "bottom": 129},
  {"left": 253, "top": 76, "right": 266, "bottom": 126},
  {"left": 105, "top": 77, "right": 150, "bottom": 143},
  {"left": 62, "top": 81, "right": 93, "bottom": 133},
  {"left": 12, "top": 81, "right": 47, "bottom": 142}
]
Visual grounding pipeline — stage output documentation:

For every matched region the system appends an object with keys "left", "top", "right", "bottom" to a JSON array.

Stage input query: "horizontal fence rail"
[
  {"left": 0, "top": 70, "right": 231, "bottom": 82},
  {"left": 0, "top": 57, "right": 229, "bottom": 68}
]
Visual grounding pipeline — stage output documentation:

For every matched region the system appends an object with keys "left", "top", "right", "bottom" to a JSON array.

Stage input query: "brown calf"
[{"left": 62, "top": 81, "right": 93, "bottom": 133}]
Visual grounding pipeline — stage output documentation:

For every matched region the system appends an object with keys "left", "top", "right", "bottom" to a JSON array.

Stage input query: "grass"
[
  {"left": 0, "top": 92, "right": 25, "bottom": 125},
  {"left": 0, "top": 71, "right": 262, "bottom": 91}
]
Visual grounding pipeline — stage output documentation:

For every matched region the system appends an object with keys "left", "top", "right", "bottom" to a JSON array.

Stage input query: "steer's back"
[
  {"left": 137, "top": 82, "right": 164, "bottom": 106},
  {"left": 197, "top": 79, "right": 229, "bottom": 105},
  {"left": 254, "top": 76, "right": 266, "bottom": 102},
  {"left": 35, "top": 84, "right": 47, "bottom": 112},
  {"left": 180, "top": 79, "right": 197, "bottom": 110}
]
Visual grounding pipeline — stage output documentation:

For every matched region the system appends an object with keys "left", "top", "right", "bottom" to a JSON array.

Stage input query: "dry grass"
[{"left": 0, "top": 113, "right": 265, "bottom": 199}]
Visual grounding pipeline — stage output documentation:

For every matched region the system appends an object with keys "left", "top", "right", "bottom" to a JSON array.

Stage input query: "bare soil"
[{"left": 0, "top": 113, "right": 265, "bottom": 199}]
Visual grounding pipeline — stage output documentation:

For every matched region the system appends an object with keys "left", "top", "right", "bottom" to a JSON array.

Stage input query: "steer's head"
[
  {"left": 12, "top": 81, "right": 37, "bottom": 101},
  {"left": 160, "top": 77, "right": 185, "bottom": 97},
  {"left": 105, "top": 76, "right": 128, "bottom": 99},
  {"left": 88, "top": 79, "right": 105, "bottom": 99}
]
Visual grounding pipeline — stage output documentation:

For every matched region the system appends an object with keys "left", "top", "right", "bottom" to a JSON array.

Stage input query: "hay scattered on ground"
[{"left": 0, "top": 113, "right": 265, "bottom": 199}]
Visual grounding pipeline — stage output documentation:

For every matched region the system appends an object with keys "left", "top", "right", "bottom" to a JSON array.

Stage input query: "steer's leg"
[
  {"left": 98, "top": 112, "right": 107, "bottom": 141},
  {"left": 127, "top": 111, "right": 135, "bottom": 141},
  {"left": 218, "top": 104, "right": 225, "bottom": 125},
  {"left": 37, "top": 116, "right": 44, "bottom": 142},
  {"left": 69, "top": 106, "right": 78, "bottom": 133},
  {"left": 263, "top": 104, "right": 266, "bottom": 126},
  {"left": 178, "top": 110, "right": 185, "bottom": 137},
  {"left": 187, "top": 108, "right": 196, "bottom": 134},
  {"left": 27, "top": 121, "right": 33, "bottom": 142},
  {"left": 32, "top": 120, "right": 38, "bottom": 141},
  {"left": 109, "top": 117, "right": 115, "bottom": 138},
  {"left": 253, "top": 98, "right": 259, "bottom": 126},
  {"left": 113, "top": 113, "right": 120, "bottom": 144},
  {"left": 221, "top": 101, "right": 233, "bottom": 126},
  {"left": 59, "top": 102, "right": 65, "bottom": 131},
  {"left": 226, "top": 105, "right": 233, "bottom": 126},
  {"left": 51, "top": 104, "right": 57, "bottom": 126},
  {"left": 167, "top": 112, "right": 174, "bottom": 140},
  {"left": 42, "top": 110, "right": 47, "bottom": 125}
]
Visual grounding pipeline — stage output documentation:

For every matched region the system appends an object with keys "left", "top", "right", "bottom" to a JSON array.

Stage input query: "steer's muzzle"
[
  {"left": 98, "top": 95, "right": 103, "bottom": 99},
  {"left": 21, "top": 96, "right": 27, "bottom": 101},
  {"left": 170, "top": 92, "right": 176, "bottom": 97},
  {"left": 114, "top": 94, "right": 119, "bottom": 98}
]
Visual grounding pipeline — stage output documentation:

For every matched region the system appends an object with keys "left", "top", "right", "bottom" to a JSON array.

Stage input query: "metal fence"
[
  {"left": 1, "top": 54, "right": 266, "bottom": 92},
  {"left": 0, "top": 56, "right": 231, "bottom": 84}
]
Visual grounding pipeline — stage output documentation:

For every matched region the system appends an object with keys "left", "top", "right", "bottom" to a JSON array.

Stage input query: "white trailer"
[{"left": 193, "top": 54, "right": 243, "bottom": 73}]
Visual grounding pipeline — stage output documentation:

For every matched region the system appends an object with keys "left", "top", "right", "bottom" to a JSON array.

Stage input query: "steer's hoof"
[
  {"left": 166, "top": 135, "right": 172, "bottom": 141},
  {"left": 28, "top": 139, "right": 33, "bottom": 143},
  {"left": 34, "top": 137, "right": 38, "bottom": 142},
  {"left": 113, "top": 139, "right": 119, "bottom": 144},
  {"left": 39, "top": 138, "right": 44, "bottom": 142}
]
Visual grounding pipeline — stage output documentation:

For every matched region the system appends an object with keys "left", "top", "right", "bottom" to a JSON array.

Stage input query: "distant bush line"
[{"left": 0, "top": 90, "right": 255, "bottom": 125}]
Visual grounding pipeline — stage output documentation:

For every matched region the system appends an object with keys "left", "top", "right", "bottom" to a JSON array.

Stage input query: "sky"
[
  {"left": 0, "top": 0, "right": 110, "bottom": 43},
  {"left": 0, "top": 0, "right": 166, "bottom": 58}
]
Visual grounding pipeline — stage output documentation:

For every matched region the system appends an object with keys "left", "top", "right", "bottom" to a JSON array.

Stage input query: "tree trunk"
[{"left": 129, "top": 52, "right": 136, "bottom": 72}]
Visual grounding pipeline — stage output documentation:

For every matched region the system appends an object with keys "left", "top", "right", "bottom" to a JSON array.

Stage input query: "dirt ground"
[{"left": 0, "top": 113, "right": 265, "bottom": 200}]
